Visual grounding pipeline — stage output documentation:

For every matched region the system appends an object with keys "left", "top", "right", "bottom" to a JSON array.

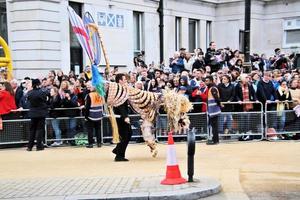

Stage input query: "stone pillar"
[{"left": 6, "top": 0, "right": 68, "bottom": 79}]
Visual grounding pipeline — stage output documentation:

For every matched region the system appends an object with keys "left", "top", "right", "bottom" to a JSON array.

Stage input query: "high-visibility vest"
[
  {"left": 88, "top": 92, "right": 103, "bottom": 121},
  {"left": 207, "top": 87, "right": 221, "bottom": 117}
]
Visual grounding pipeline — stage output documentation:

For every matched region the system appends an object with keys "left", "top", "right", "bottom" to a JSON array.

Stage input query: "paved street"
[{"left": 0, "top": 141, "right": 299, "bottom": 199}]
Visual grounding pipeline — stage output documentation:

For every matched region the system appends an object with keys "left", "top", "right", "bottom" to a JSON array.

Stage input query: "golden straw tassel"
[{"left": 108, "top": 106, "right": 120, "bottom": 143}]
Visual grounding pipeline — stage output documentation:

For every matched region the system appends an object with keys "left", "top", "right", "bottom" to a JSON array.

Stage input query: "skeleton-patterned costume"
[{"left": 106, "top": 82, "right": 193, "bottom": 157}]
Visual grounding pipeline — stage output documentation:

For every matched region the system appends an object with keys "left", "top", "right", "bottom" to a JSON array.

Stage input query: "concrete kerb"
[{"left": 65, "top": 176, "right": 221, "bottom": 200}]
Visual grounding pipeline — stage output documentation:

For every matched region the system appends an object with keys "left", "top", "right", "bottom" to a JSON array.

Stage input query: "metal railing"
[
  {"left": 216, "top": 101, "right": 264, "bottom": 141},
  {"left": 265, "top": 100, "right": 300, "bottom": 139},
  {"left": 0, "top": 101, "right": 299, "bottom": 146}
]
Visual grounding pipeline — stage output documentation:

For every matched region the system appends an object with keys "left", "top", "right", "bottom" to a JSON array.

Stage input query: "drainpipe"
[{"left": 157, "top": 0, "right": 164, "bottom": 64}]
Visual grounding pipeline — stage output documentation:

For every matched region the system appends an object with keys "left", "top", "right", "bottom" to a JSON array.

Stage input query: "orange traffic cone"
[{"left": 161, "top": 132, "right": 187, "bottom": 185}]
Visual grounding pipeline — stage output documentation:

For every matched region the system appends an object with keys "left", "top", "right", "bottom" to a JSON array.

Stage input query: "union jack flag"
[{"left": 67, "top": 6, "right": 94, "bottom": 63}]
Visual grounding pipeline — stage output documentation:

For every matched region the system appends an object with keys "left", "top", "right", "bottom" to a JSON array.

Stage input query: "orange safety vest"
[{"left": 88, "top": 92, "right": 103, "bottom": 121}]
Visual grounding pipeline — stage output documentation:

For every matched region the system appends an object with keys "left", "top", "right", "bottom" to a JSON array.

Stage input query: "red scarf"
[{"left": 242, "top": 84, "right": 253, "bottom": 111}]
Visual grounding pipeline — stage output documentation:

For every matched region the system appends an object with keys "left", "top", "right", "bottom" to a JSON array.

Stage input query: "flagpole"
[
  {"left": 87, "top": 23, "right": 110, "bottom": 79},
  {"left": 87, "top": 23, "right": 119, "bottom": 144},
  {"left": 97, "top": 28, "right": 111, "bottom": 79}
]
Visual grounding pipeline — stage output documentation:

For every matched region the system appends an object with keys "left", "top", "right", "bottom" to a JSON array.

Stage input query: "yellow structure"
[{"left": 0, "top": 36, "right": 13, "bottom": 81}]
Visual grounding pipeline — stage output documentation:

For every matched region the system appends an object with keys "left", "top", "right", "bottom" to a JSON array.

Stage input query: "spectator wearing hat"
[
  {"left": 179, "top": 75, "right": 192, "bottom": 99},
  {"left": 178, "top": 86, "right": 189, "bottom": 98},
  {"left": 27, "top": 79, "right": 48, "bottom": 151}
]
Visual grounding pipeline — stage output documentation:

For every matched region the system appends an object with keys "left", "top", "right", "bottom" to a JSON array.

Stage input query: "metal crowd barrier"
[
  {"left": 102, "top": 114, "right": 144, "bottom": 143},
  {"left": 0, "top": 118, "right": 31, "bottom": 145},
  {"left": 0, "top": 107, "right": 84, "bottom": 146},
  {"left": 1, "top": 101, "right": 299, "bottom": 146},
  {"left": 216, "top": 101, "right": 264, "bottom": 141},
  {"left": 156, "top": 102, "right": 208, "bottom": 141},
  {"left": 265, "top": 101, "right": 300, "bottom": 138}
]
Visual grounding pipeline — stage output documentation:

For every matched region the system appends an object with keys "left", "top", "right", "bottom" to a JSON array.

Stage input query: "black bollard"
[{"left": 187, "top": 128, "right": 196, "bottom": 182}]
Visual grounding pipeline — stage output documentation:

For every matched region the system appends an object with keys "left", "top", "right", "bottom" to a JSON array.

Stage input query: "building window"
[
  {"left": 133, "top": 11, "right": 143, "bottom": 57},
  {"left": 69, "top": 1, "right": 83, "bottom": 73},
  {"left": 175, "top": 17, "right": 181, "bottom": 51},
  {"left": 286, "top": 30, "right": 300, "bottom": 44},
  {"left": 283, "top": 19, "right": 300, "bottom": 47},
  {"left": 0, "top": 1, "right": 7, "bottom": 57},
  {"left": 189, "top": 19, "right": 199, "bottom": 53},
  {"left": 206, "top": 21, "right": 212, "bottom": 49}
]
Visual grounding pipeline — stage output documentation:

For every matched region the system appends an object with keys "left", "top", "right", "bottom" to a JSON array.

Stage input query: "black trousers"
[
  {"left": 210, "top": 116, "right": 219, "bottom": 143},
  {"left": 86, "top": 120, "right": 101, "bottom": 145},
  {"left": 113, "top": 121, "right": 132, "bottom": 158},
  {"left": 28, "top": 118, "right": 45, "bottom": 149}
]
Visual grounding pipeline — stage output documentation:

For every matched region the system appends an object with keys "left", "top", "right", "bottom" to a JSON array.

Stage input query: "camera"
[{"left": 64, "top": 89, "right": 71, "bottom": 94}]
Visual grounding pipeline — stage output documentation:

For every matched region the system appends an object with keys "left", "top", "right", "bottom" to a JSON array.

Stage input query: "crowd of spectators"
[{"left": 0, "top": 41, "right": 300, "bottom": 143}]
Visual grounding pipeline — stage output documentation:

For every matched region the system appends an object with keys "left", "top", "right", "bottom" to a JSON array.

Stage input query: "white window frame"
[
  {"left": 175, "top": 17, "right": 182, "bottom": 51},
  {"left": 206, "top": 21, "right": 212, "bottom": 49},
  {"left": 133, "top": 11, "right": 144, "bottom": 56},
  {"left": 188, "top": 19, "right": 199, "bottom": 52},
  {"left": 283, "top": 18, "right": 300, "bottom": 48}
]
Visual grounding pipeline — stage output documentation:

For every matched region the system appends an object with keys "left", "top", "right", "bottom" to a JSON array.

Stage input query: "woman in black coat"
[{"left": 217, "top": 75, "right": 235, "bottom": 134}]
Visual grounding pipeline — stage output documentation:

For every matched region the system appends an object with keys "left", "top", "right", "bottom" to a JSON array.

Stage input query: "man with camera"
[{"left": 205, "top": 41, "right": 220, "bottom": 73}]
